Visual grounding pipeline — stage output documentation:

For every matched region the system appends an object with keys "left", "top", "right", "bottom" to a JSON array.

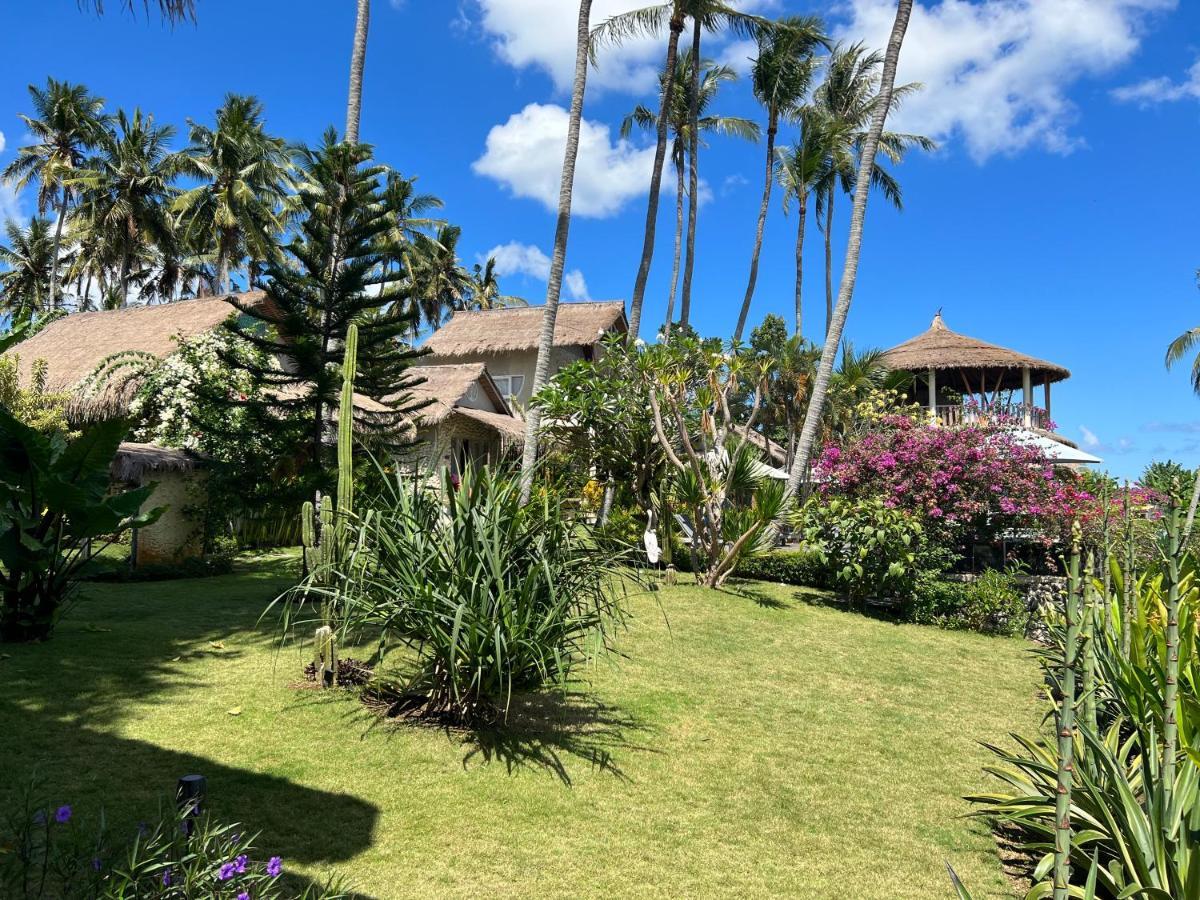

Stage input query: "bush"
[
  {"left": 285, "top": 465, "right": 630, "bottom": 724},
  {"left": 81, "top": 553, "right": 234, "bottom": 583},
  {"left": 0, "top": 412, "right": 161, "bottom": 642},
  {"left": 904, "top": 570, "right": 1027, "bottom": 636},
  {"left": 793, "top": 496, "right": 947, "bottom": 604},
  {"left": 732, "top": 549, "right": 827, "bottom": 588}
]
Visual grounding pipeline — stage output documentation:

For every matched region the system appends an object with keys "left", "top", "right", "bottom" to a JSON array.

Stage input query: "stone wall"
[{"left": 134, "top": 470, "right": 205, "bottom": 567}]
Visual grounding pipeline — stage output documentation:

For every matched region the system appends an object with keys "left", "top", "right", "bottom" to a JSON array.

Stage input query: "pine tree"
[{"left": 221, "top": 130, "right": 424, "bottom": 495}]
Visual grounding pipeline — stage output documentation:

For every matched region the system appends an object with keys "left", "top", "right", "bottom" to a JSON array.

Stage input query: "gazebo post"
[
  {"left": 928, "top": 367, "right": 938, "bottom": 425},
  {"left": 1044, "top": 379, "right": 1051, "bottom": 422},
  {"left": 1022, "top": 366, "right": 1032, "bottom": 428}
]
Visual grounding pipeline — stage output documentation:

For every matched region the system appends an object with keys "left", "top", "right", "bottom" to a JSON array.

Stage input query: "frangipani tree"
[{"left": 641, "top": 336, "right": 784, "bottom": 587}]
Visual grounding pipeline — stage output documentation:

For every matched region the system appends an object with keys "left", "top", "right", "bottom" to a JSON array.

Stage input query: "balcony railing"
[{"left": 934, "top": 402, "right": 1050, "bottom": 431}]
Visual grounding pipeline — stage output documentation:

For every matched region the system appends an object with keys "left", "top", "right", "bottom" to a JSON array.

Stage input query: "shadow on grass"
[
  {"left": 716, "top": 579, "right": 794, "bottom": 609},
  {"left": 790, "top": 588, "right": 906, "bottom": 624},
  {"left": 0, "top": 557, "right": 380, "bottom": 894},
  {"left": 460, "top": 691, "right": 656, "bottom": 787}
]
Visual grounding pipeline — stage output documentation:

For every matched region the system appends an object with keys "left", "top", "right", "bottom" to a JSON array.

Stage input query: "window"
[{"left": 492, "top": 374, "right": 525, "bottom": 399}]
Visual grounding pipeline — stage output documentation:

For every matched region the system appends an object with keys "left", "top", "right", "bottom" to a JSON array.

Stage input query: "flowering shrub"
[
  {"left": 0, "top": 783, "right": 349, "bottom": 899},
  {"left": 815, "top": 416, "right": 1091, "bottom": 541}
]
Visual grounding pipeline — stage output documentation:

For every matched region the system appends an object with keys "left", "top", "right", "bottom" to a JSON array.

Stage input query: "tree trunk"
[
  {"left": 626, "top": 8, "right": 684, "bottom": 344},
  {"left": 344, "top": 0, "right": 371, "bottom": 143},
  {"left": 518, "top": 0, "right": 592, "bottom": 504},
  {"left": 49, "top": 194, "right": 67, "bottom": 310},
  {"left": 785, "top": 0, "right": 913, "bottom": 501},
  {"left": 794, "top": 189, "right": 807, "bottom": 336},
  {"left": 824, "top": 183, "right": 833, "bottom": 336},
  {"left": 1183, "top": 466, "right": 1200, "bottom": 546},
  {"left": 678, "top": 15, "right": 702, "bottom": 330},
  {"left": 733, "top": 110, "right": 777, "bottom": 343},
  {"left": 663, "top": 153, "right": 685, "bottom": 336}
]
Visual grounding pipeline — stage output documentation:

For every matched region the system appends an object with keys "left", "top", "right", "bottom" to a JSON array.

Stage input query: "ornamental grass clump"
[{"left": 296, "top": 464, "right": 630, "bottom": 725}]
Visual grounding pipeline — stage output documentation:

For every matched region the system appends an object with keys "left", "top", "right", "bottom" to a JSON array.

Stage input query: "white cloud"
[
  {"left": 1080, "top": 425, "right": 1101, "bottom": 448},
  {"left": 1113, "top": 56, "right": 1200, "bottom": 104},
  {"left": 485, "top": 240, "right": 591, "bottom": 301},
  {"left": 837, "top": 0, "right": 1175, "bottom": 161},
  {"left": 471, "top": 0, "right": 776, "bottom": 94},
  {"left": 717, "top": 38, "right": 758, "bottom": 77},
  {"left": 0, "top": 182, "right": 24, "bottom": 225},
  {"left": 0, "top": 131, "right": 6, "bottom": 154},
  {"left": 1079, "top": 425, "right": 1136, "bottom": 454},
  {"left": 473, "top": 102, "right": 657, "bottom": 218}
]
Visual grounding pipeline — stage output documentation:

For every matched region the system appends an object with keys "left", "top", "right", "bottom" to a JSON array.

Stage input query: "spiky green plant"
[
  {"left": 1053, "top": 525, "right": 1083, "bottom": 900},
  {"left": 1163, "top": 492, "right": 1183, "bottom": 802}
]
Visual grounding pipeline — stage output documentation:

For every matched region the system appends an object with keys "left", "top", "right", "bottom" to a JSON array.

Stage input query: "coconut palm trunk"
[
  {"left": 626, "top": 8, "right": 685, "bottom": 343},
  {"left": 732, "top": 108, "right": 777, "bottom": 343},
  {"left": 794, "top": 188, "right": 807, "bottom": 334},
  {"left": 784, "top": 0, "right": 913, "bottom": 500},
  {"left": 345, "top": 0, "right": 370, "bottom": 143},
  {"left": 678, "top": 15, "right": 702, "bottom": 330},
  {"left": 664, "top": 153, "right": 685, "bottom": 333},
  {"left": 518, "top": 0, "right": 592, "bottom": 504},
  {"left": 49, "top": 194, "right": 67, "bottom": 310},
  {"left": 823, "top": 184, "right": 833, "bottom": 336}
]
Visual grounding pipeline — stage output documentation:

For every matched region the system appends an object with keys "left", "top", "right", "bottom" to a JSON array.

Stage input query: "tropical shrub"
[
  {"left": 731, "top": 548, "right": 827, "bottom": 588},
  {"left": 0, "top": 354, "right": 72, "bottom": 435},
  {"left": 0, "top": 412, "right": 160, "bottom": 642},
  {"left": 793, "top": 496, "right": 947, "bottom": 604},
  {"left": 0, "top": 783, "right": 348, "bottom": 899},
  {"left": 284, "top": 465, "right": 629, "bottom": 724},
  {"left": 965, "top": 504, "right": 1200, "bottom": 897},
  {"left": 815, "top": 415, "right": 1091, "bottom": 543},
  {"left": 903, "top": 570, "right": 1027, "bottom": 636}
]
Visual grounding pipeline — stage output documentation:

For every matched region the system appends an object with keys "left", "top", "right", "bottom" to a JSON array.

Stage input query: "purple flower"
[
  {"left": 162, "top": 871, "right": 172, "bottom": 887},
  {"left": 92, "top": 857, "right": 102, "bottom": 872},
  {"left": 234, "top": 854, "right": 248, "bottom": 874},
  {"left": 238, "top": 893, "right": 250, "bottom": 900},
  {"left": 266, "top": 856, "right": 282, "bottom": 878},
  {"left": 55, "top": 805, "right": 72, "bottom": 824},
  {"left": 218, "top": 862, "right": 237, "bottom": 881}
]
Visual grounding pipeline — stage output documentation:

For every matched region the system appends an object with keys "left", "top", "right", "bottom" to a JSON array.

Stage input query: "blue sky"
[{"left": 2, "top": 0, "right": 1200, "bottom": 481}]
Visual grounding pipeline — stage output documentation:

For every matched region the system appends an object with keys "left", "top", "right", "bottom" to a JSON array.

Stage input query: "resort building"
[
  {"left": 421, "top": 301, "right": 628, "bottom": 408},
  {"left": 882, "top": 311, "right": 1100, "bottom": 466}
]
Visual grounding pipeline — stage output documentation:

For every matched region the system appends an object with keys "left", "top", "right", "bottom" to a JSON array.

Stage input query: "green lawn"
[{"left": 1, "top": 553, "right": 1040, "bottom": 898}]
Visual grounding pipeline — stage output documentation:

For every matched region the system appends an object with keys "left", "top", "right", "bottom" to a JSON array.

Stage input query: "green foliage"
[
  {"left": 0, "top": 779, "right": 349, "bottom": 898},
  {"left": 0, "top": 355, "right": 72, "bottom": 435},
  {"left": 595, "top": 504, "right": 644, "bottom": 554},
  {"left": 282, "top": 466, "right": 629, "bottom": 723},
  {"left": 794, "top": 496, "right": 944, "bottom": 604},
  {"left": 904, "top": 570, "right": 1028, "bottom": 636},
  {"left": 1141, "top": 459, "right": 1194, "bottom": 501},
  {"left": 731, "top": 548, "right": 826, "bottom": 587},
  {"left": 0, "top": 411, "right": 160, "bottom": 642}
]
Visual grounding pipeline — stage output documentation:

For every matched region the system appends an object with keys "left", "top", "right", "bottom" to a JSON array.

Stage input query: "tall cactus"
[
  {"left": 302, "top": 323, "right": 360, "bottom": 686},
  {"left": 1053, "top": 523, "right": 1083, "bottom": 900},
  {"left": 1121, "top": 482, "right": 1134, "bottom": 658},
  {"left": 1163, "top": 491, "right": 1182, "bottom": 801},
  {"left": 1081, "top": 551, "right": 1098, "bottom": 737}
]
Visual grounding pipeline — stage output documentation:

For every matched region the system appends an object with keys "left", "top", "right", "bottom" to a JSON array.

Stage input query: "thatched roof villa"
[
  {"left": 423, "top": 301, "right": 628, "bottom": 407},
  {"left": 882, "top": 312, "right": 1098, "bottom": 465}
]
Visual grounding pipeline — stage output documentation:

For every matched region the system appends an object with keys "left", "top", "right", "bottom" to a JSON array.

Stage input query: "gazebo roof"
[{"left": 881, "top": 312, "right": 1070, "bottom": 391}]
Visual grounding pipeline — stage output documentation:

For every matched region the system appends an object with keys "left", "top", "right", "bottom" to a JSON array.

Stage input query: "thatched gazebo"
[
  {"left": 112, "top": 442, "right": 207, "bottom": 567},
  {"left": 881, "top": 312, "right": 1070, "bottom": 431}
]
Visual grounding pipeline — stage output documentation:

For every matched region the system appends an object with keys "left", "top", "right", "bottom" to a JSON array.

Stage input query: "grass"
[{"left": 0, "top": 552, "right": 1041, "bottom": 898}]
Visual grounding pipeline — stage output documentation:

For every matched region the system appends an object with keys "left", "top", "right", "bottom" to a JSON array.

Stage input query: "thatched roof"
[
  {"left": 882, "top": 312, "right": 1070, "bottom": 391},
  {"left": 112, "top": 442, "right": 205, "bottom": 483},
  {"left": 400, "top": 363, "right": 511, "bottom": 425},
  {"left": 422, "top": 301, "right": 627, "bottom": 358},
  {"left": 8, "top": 293, "right": 268, "bottom": 392},
  {"left": 396, "top": 363, "right": 523, "bottom": 444}
]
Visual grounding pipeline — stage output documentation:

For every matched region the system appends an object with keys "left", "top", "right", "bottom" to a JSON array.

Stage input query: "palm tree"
[
  {"left": 2, "top": 79, "right": 108, "bottom": 310},
  {"left": 824, "top": 343, "right": 909, "bottom": 440},
  {"left": 592, "top": 0, "right": 765, "bottom": 341},
  {"left": 520, "top": 0, "right": 592, "bottom": 503},
  {"left": 173, "top": 94, "right": 294, "bottom": 293},
  {"left": 1165, "top": 315, "right": 1200, "bottom": 541},
  {"left": 776, "top": 108, "right": 839, "bottom": 336},
  {"left": 382, "top": 172, "right": 443, "bottom": 246},
  {"left": 467, "top": 258, "right": 525, "bottom": 310},
  {"left": 345, "top": 0, "right": 370, "bottom": 142},
  {"left": 78, "top": 0, "right": 195, "bottom": 21},
  {"left": 732, "top": 15, "right": 826, "bottom": 343},
  {"left": 785, "top": 0, "right": 915, "bottom": 500},
  {"left": 70, "top": 109, "right": 183, "bottom": 306},
  {"left": 404, "top": 225, "right": 473, "bottom": 329},
  {"left": 813, "top": 42, "right": 934, "bottom": 336},
  {"left": 622, "top": 50, "right": 758, "bottom": 333},
  {"left": 0, "top": 217, "right": 55, "bottom": 320}
]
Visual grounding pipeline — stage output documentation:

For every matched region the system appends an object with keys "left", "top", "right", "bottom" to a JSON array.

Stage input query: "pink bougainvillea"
[{"left": 815, "top": 416, "right": 1092, "bottom": 537}]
